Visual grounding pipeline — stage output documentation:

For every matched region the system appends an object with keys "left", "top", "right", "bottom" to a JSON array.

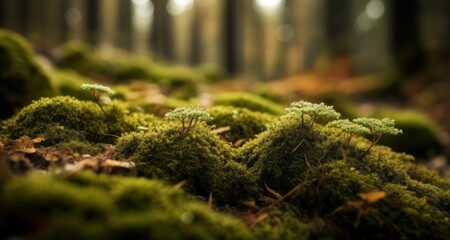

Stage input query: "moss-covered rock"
[
  {"left": 207, "top": 106, "right": 277, "bottom": 144},
  {"left": 0, "top": 29, "right": 56, "bottom": 118},
  {"left": 213, "top": 92, "right": 286, "bottom": 116},
  {"left": 0, "top": 171, "right": 254, "bottom": 240},
  {"left": 237, "top": 108, "right": 450, "bottom": 239},
  {"left": 116, "top": 122, "right": 258, "bottom": 204},
  {"left": 3, "top": 96, "right": 159, "bottom": 154}
]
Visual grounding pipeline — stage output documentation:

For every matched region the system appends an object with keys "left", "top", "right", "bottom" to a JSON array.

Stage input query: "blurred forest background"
[{"left": 0, "top": 0, "right": 449, "bottom": 79}]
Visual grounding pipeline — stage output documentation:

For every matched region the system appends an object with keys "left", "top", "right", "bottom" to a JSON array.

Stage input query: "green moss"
[
  {"left": 371, "top": 107, "right": 443, "bottom": 157},
  {"left": 55, "top": 41, "right": 207, "bottom": 87},
  {"left": 213, "top": 92, "right": 286, "bottom": 116},
  {"left": 0, "top": 29, "right": 56, "bottom": 119},
  {"left": 50, "top": 70, "right": 96, "bottom": 101},
  {"left": 253, "top": 210, "right": 310, "bottom": 240},
  {"left": 237, "top": 108, "right": 450, "bottom": 239},
  {"left": 4, "top": 96, "right": 159, "bottom": 154},
  {"left": 0, "top": 171, "right": 253, "bottom": 240},
  {"left": 207, "top": 106, "right": 277, "bottom": 144},
  {"left": 116, "top": 122, "right": 258, "bottom": 204}
]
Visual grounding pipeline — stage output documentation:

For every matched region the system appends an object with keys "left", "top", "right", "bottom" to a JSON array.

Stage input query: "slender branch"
[
  {"left": 184, "top": 116, "right": 196, "bottom": 135},
  {"left": 291, "top": 137, "right": 306, "bottom": 153},
  {"left": 257, "top": 180, "right": 309, "bottom": 216},
  {"left": 360, "top": 133, "right": 383, "bottom": 160}
]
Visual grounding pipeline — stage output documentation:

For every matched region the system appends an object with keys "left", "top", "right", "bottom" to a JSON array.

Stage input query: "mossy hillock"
[
  {"left": 55, "top": 41, "right": 215, "bottom": 85},
  {"left": 237, "top": 106, "right": 450, "bottom": 239},
  {"left": 3, "top": 96, "right": 159, "bottom": 154},
  {"left": 0, "top": 29, "right": 56, "bottom": 119},
  {"left": 213, "top": 92, "right": 286, "bottom": 116},
  {"left": 207, "top": 106, "right": 277, "bottom": 145},
  {"left": 372, "top": 107, "right": 443, "bottom": 157},
  {"left": 116, "top": 122, "right": 259, "bottom": 204},
  {"left": 0, "top": 171, "right": 254, "bottom": 240}
]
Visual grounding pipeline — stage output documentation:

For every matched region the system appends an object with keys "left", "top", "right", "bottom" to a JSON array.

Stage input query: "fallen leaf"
[
  {"left": 32, "top": 137, "right": 45, "bottom": 143},
  {"left": 358, "top": 191, "right": 386, "bottom": 204}
]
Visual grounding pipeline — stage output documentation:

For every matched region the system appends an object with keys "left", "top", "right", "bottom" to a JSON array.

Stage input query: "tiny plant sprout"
[
  {"left": 287, "top": 101, "right": 341, "bottom": 129},
  {"left": 327, "top": 119, "right": 370, "bottom": 146},
  {"left": 81, "top": 83, "right": 115, "bottom": 114},
  {"left": 352, "top": 117, "right": 402, "bottom": 160},
  {"left": 165, "top": 107, "right": 213, "bottom": 136},
  {"left": 288, "top": 101, "right": 341, "bottom": 153}
]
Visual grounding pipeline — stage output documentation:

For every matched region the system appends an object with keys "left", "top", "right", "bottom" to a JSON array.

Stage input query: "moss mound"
[
  {"left": 50, "top": 70, "right": 96, "bottom": 101},
  {"left": 238, "top": 112, "right": 450, "bottom": 239},
  {"left": 4, "top": 96, "right": 159, "bottom": 154},
  {"left": 116, "top": 122, "right": 258, "bottom": 204},
  {"left": 213, "top": 92, "right": 286, "bottom": 116},
  {"left": 55, "top": 41, "right": 212, "bottom": 85},
  {"left": 207, "top": 106, "right": 277, "bottom": 144},
  {"left": 0, "top": 171, "right": 254, "bottom": 240},
  {"left": 372, "top": 107, "right": 443, "bottom": 157},
  {"left": 0, "top": 29, "right": 56, "bottom": 118}
]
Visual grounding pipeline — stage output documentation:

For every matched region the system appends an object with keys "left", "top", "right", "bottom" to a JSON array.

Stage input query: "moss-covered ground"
[{"left": 1, "top": 29, "right": 450, "bottom": 239}]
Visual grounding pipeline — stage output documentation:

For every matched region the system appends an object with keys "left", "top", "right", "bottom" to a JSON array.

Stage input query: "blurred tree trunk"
[
  {"left": 242, "top": 1, "right": 265, "bottom": 79},
  {"left": 150, "top": 0, "right": 173, "bottom": 60},
  {"left": 0, "top": 0, "right": 4, "bottom": 27},
  {"left": 222, "top": 0, "right": 243, "bottom": 76},
  {"left": 302, "top": 0, "right": 326, "bottom": 70},
  {"left": 85, "top": 0, "right": 100, "bottom": 45},
  {"left": 59, "top": 0, "right": 70, "bottom": 42},
  {"left": 117, "top": 0, "right": 132, "bottom": 50},
  {"left": 18, "top": 0, "right": 30, "bottom": 35},
  {"left": 391, "top": 0, "right": 425, "bottom": 76},
  {"left": 273, "top": 0, "right": 294, "bottom": 79},
  {"left": 427, "top": 0, "right": 450, "bottom": 63},
  {"left": 325, "top": 0, "right": 351, "bottom": 57},
  {"left": 190, "top": 2, "right": 202, "bottom": 64}
]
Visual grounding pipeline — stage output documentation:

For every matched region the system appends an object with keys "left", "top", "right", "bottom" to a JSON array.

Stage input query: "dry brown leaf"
[
  {"left": 358, "top": 191, "right": 386, "bottom": 204},
  {"left": 31, "top": 137, "right": 45, "bottom": 143},
  {"left": 17, "top": 147, "right": 36, "bottom": 154}
]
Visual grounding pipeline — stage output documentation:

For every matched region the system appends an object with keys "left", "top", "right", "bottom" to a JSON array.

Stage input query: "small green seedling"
[
  {"left": 165, "top": 107, "right": 213, "bottom": 136},
  {"left": 287, "top": 101, "right": 341, "bottom": 130},
  {"left": 287, "top": 101, "right": 340, "bottom": 153},
  {"left": 327, "top": 119, "right": 370, "bottom": 146},
  {"left": 352, "top": 117, "right": 402, "bottom": 160},
  {"left": 81, "top": 83, "right": 115, "bottom": 114}
]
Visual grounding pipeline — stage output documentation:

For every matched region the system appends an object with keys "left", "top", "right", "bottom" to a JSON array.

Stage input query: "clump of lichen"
[
  {"left": 3, "top": 96, "right": 159, "bottom": 154},
  {"left": 0, "top": 171, "right": 254, "bottom": 240},
  {"left": 207, "top": 106, "right": 277, "bottom": 145},
  {"left": 0, "top": 29, "right": 56, "bottom": 118},
  {"left": 237, "top": 101, "right": 450, "bottom": 239},
  {"left": 116, "top": 120, "right": 258, "bottom": 204},
  {"left": 213, "top": 92, "right": 286, "bottom": 116}
]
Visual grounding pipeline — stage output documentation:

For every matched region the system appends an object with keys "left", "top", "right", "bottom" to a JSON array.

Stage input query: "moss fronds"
[
  {"left": 4, "top": 96, "right": 158, "bottom": 153},
  {"left": 207, "top": 106, "right": 277, "bottom": 144},
  {"left": 116, "top": 122, "right": 258, "bottom": 204},
  {"left": 0, "top": 171, "right": 253, "bottom": 239}
]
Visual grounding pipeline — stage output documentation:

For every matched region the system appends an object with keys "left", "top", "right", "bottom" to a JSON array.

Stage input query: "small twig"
[{"left": 257, "top": 175, "right": 310, "bottom": 216}]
